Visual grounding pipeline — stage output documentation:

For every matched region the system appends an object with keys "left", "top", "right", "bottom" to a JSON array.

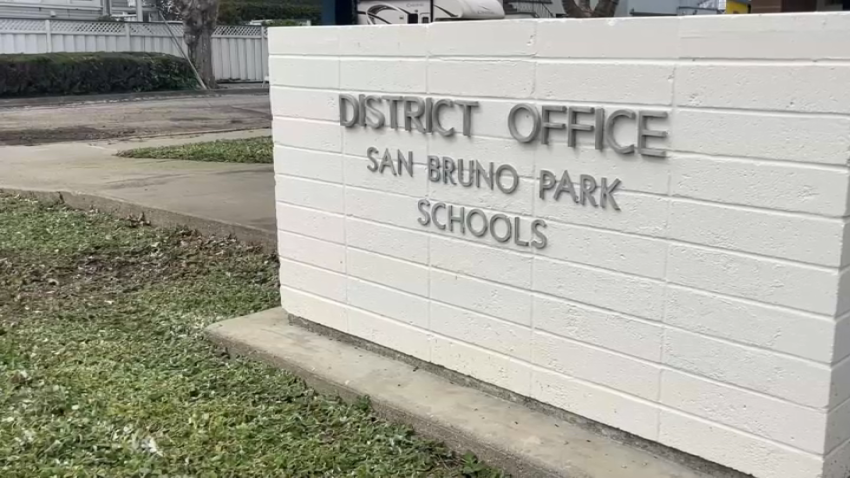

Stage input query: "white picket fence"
[{"left": 0, "top": 18, "right": 269, "bottom": 82}]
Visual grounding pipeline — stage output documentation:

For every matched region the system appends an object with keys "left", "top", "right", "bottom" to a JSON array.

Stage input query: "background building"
[
  {"left": 752, "top": 0, "right": 849, "bottom": 12},
  {"left": 0, "top": 0, "right": 156, "bottom": 21},
  {"left": 502, "top": 0, "right": 846, "bottom": 18}
]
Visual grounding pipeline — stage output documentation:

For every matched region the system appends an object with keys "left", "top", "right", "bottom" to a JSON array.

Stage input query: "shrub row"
[
  {"left": 0, "top": 52, "right": 197, "bottom": 98},
  {"left": 218, "top": 0, "right": 322, "bottom": 24}
]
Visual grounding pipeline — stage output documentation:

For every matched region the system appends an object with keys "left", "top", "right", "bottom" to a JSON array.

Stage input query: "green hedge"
[
  {"left": 218, "top": 0, "right": 322, "bottom": 24},
  {"left": 0, "top": 52, "right": 197, "bottom": 98}
]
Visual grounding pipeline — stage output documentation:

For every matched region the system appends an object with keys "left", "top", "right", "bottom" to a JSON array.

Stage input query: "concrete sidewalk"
[{"left": 0, "top": 129, "right": 275, "bottom": 244}]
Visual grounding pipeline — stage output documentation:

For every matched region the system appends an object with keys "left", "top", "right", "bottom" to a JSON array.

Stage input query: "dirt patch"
[
  {"left": 171, "top": 116, "right": 209, "bottom": 122},
  {"left": 0, "top": 94, "right": 271, "bottom": 146},
  {"left": 0, "top": 126, "right": 137, "bottom": 146}
]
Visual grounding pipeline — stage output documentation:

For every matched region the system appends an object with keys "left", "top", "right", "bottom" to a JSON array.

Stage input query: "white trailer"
[{"left": 357, "top": 0, "right": 505, "bottom": 24}]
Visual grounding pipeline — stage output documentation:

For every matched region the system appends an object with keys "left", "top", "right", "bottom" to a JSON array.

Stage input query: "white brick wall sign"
[{"left": 271, "top": 14, "right": 850, "bottom": 478}]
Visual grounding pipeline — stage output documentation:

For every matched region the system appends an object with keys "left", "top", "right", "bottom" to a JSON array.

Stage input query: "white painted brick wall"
[
  {"left": 667, "top": 200, "right": 845, "bottom": 266},
  {"left": 662, "top": 327, "right": 833, "bottom": 408},
  {"left": 344, "top": 157, "right": 427, "bottom": 196},
  {"left": 432, "top": 335, "right": 532, "bottom": 393},
  {"left": 834, "top": 316, "right": 850, "bottom": 364},
  {"left": 279, "top": 285, "right": 348, "bottom": 331},
  {"left": 670, "top": 111, "right": 850, "bottom": 165},
  {"left": 434, "top": 100, "right": 518, "bottom": 140},
  {"left": 429, "top": 60, "right": 536, "bottom": 97},
  {"left": 533, "top": 294, "right": 663, "bottom": 361},
  {"left": 279, "top": 259, "right": 346, "bottom": 303},
  {"left": 268, "top": 26, "right": 339, "bottom": 55},
  {"left": 536, "top": 17, "right": 679, "bottom": 59},
  {"left": 273, "top": 118, "right": 341, "bottom": 152},
  {"left": 347, "top": 277, "right": 429, "bottom": 328},
  {"left": 665, "top": 285, "right": 837, "bottom": 363},
  {"left": 659, "top": 369, "right": 828, "bottom": 453},
  {"left": 275, "top": 175, "right": 344, "bottom": 213},
  {"left": 675, "top": 64, "right": 850, "bottom": 114},
  {"left": 658, "top": 408, "right": 824, "bottom": 478},
  {"left": 535, "top": 146, "right": 670, "bottom": 194},
  {"left": 274, "top": 146, "right": 343, "bottom": 182},
  {"left": 276, "top": 203, "right": 345, "bottom": 244},
  {"left": 428, "top": 21, "right": 536, "bottom": 57},
  {"left": 277, "top": 230, "right": 346, "bottom": 272},
  {"left": 532, "top": 330, "right": 661, "bottom": 400},
  {"left": 347, "top": 248, "right": 429, "bottom": 296},
  {"left": 531, "top": 366, "right": 662, "bottom": 439},
  {"left": 271, "top": 15, "right": 850, "bottom": 478},
  {"left": 428, "top": 176, "right": 535, "bottom": 215},
  {"left": 436, "top": 136, "right": 535, "bottom": 175},
  {"left": 348, "top": 307, "right": 431, "bottom": 360},
  {"left": 536, "top": 62, "right": 675, "bottom": 105},
  {"left": 345, "top": 217, "right": 429, "bottom": 263},
  {"left": 345, "top": 186, "right": 418, "bottom": 228},
  {"left": 270, "top": 88, "right": 338, "bottom": 121},
  {"left": 540, "top": 222, "right": 668, "bottom": 278},
  {"left": 534, "top": 257, "right": 666, "bottom": 321},
  {"left": 341, "top": 59, "right": 428, "bottom": 92},
  {"left": 667, "top": 245, "right": 841, "bottom": 315},
  {"left": 429, "top": 235, "right": 533, "bottom": 288},
  {"left": 341, "top": 25, "right": 427, "bottom": 57},
  {"left": 668, "top": 155, "right": 850, "bottom": 216},
  {"left": 430, "top": 268, "right": 532, "bottom": 326},
  {"left": 676, "top": 14, "right": 850, "bottom": 61},
  {"left": 344, "top": 125, "right": 428, "bottom": 159},
  {"left": 268, "top": 57, "right": 339, "bottom": 89},
  {"left": 534, "top": 191, "right": 670, "bottom": 237},
  {"left": 431, "top": 301, "right": 532, "bottom": 360}
]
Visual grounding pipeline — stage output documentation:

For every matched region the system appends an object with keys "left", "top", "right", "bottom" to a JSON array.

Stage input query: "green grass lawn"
[
  {"left": 0, "top": 196, "right": 501, "bottom": 477},
  {"left": 117, "top": 136, "right": 273, "bottom": 163}
]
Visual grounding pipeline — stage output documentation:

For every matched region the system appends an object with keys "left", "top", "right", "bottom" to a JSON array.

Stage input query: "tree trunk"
[
  {"left": 592, "top": 0, "right": 620, "bottom": 17},
  {"left": 188, "top": 28, "right": 214, "bottom": 87},
  {"left": 561, "top": 0, "right": 619, "bottom": 17},
  {"left": 178, "top": 0, "right": 218, "bottom": 88},
  {"left": 561, "top": 0, "right": 591, "bottom": 16}
]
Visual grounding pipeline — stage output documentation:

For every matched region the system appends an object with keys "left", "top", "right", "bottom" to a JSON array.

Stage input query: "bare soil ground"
[{"left": 0, "top": 94, "right": 271, "bottom": 145}]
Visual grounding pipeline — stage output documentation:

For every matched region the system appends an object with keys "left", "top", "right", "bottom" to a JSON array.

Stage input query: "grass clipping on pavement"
[
  {"left": 117, "top": 136, "right": 272, "bottom": 163},
  {"left": 0, "top": 196, "right": 501, "bottom": 477}
]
